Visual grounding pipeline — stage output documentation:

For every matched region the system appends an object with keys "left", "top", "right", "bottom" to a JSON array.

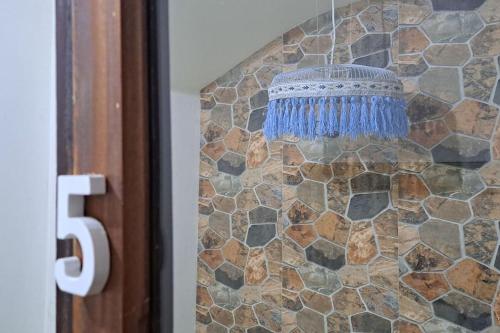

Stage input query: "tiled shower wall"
[{"left": 196, "top": 0, "right": 500, "bottom": 332}]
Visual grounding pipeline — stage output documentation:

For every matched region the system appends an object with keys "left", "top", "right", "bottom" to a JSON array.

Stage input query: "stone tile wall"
[{"left": 196, "top": 0, "right": 500, "bottom": 332}]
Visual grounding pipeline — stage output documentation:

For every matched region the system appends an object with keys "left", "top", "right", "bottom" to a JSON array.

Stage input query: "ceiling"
[{"left": 169, "top": 0, "right": 354, "bottom": 93}]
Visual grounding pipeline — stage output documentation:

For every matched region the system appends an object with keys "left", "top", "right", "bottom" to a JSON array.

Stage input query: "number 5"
[{"left": 55, "top": 175, "right": 110, "bottom": 296}]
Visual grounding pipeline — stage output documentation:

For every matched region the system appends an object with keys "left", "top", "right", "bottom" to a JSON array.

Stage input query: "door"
[{"left": 55, "top": 0, "right": 171, "bottom": 332}]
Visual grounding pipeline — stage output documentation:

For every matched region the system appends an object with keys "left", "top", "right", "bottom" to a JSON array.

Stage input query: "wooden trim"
[
  {"left": 57, "top": 0, "right": 150, "bottom": 332},
  {"left": 55, "top": 0, "right": 73, "bottom": 332}
]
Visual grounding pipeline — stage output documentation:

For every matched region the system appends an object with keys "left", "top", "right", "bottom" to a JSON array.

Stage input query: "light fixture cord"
[{"left": 330, "top": 0, "right": 336, "bottom": 64}]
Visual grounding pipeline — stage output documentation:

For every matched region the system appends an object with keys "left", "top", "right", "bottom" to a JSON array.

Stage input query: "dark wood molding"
[
  {"left": 148, "top": 0, "right": 173, "bottom": 332},
  {"left": 56, "top": 0, "right": 150, "bottom": 332}
]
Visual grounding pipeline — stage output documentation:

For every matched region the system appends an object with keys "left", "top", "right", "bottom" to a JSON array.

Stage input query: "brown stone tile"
[
  {"left": 285, "top": 225, "right": 317, "bottom": 248},
  {"left": 197, "top": 285, "right": 214, "bottom": 307},
  {"left": 394, "top": 320, "right": 423, "bottom": 333},
  {"left": 495, "top": 292, "right": 500, "bottom": 325},
  {"left": 283, "top": 144, "right": 305, "bottom": 166},
  {"left": 332, "top": 288, "right": 365, "bottom": 316},
  {"left": 359, "top": 285, "right": 398, "bottom": 319},
  {"left": 236, "top": 75, "right": 260, "bottom": 98},
  {"left": 286, "top": 200, "right": 319, "bottom": 224},
  {"left": 331, "top": 152, "right": 365, "bottom": 178},
  {"left": 231, "top": 210, "right": 248, "bottom": 243},
  {"left": 283, "top": 166, "right": 303, "bottom": 186},
  {"left": 463, "top": 57, "right": 497, "bottom": 102},
  {"left": 224, "top": 128, "right": 250, "bottom": 155},
  {"left": 369, "top": 257, "right": 399, "bottom": 291},
  {"left": 398, "top": 224, "right": 419, "bottom": 255},
  {"left": 402, "top": 273, "right": 449, "bottom": 301},
  {"left": 347, "top": 222, "right": 377, "bottom": 265},
  {"left": 234, "top": 305, "right": 258, "bottom": 328},
  {"left": 326, "top": 312, "right": 350, "bottom": 333},
  {"left": 471, "top": 23, "right": 500, "bottom": 57},
  {"left": 480, "top": 161, "right": 500, "bottom": 186},
  {"left": 420, "top": 219, "right": 461, "bottom": 259},
  {"left": 254, "top": 303, "right": 281, "bottom": 332},
  {"left": 212, "top": 196, "right": 236, "bottom": 214},
  {"left": 447, "top": 259, "right": 499, "bottom": 303},
  {"left": 283, "top": 26, "right": 305, "bottom": 45},
  {"left": 300, "top": 162, "right": 333, "bottom": 182},
  {"left": 297, "top": 180, "right": 325, "bottom": 212},
  {"left": 405, "top": 243, "right": 453, "bottom": 272},
  {"left": 373, "top": 210, "right": 398, "bottom": 258},
  {"left": 338, "top": 265, "right": 369, "bottom": 288},
  {"left": 392, "top": 173, "right": 430, "bottom": 201},
  {"left": 335, "top": 17, "right": 365, "bottom": 44},
  {"left": 399, "top": 27, "right": 430, "bottom": 54},
  {"left": 200, "top": 249, "right": 224, "bottom": 270},
  {"left": 446, "top": 100, "right": 498, "bottom": 140},
  {"left": 214, "top": 87, "right": 237, "bottom": 104},
  {"left": 202, "top": 141, "right": 226, "bottom": 161},
  {"left": 247, "top": 132, "right": 268, "bottom": 169},
  {"left": 423, "top": 44, "right": 470, "bottom": 66},
  {"left": 423, "top": 196, "right": 471, "bottom": 223},
  {"left": 359, "top": 5, "right": 398, "bottom": 33},
  {"left": 300, "top": 35, "right": 332, "bottom": 54},
  {"left": 296, "top": 308, "right": 325, "bottom": 333},
  {"left": 200, "top": 178, "right": 216, "bottom": 199},
  {"left": 300, "top": 289, "right": 332, "bottom": 314},
  {"left": 472, "top": 188, "right": 500, "bottom": 220},
  {"left": 201, "top": 229, "right": 226, "bottom": 250},
  {"left": 314, "top": 211, "right": 351, "bottom": 246},
  {"left": 222, "top": 239, "right": 249, "bottom": 268},
  {"left": 196, "top": 305, "right": 211, "bottom": 325},
  {"left": 282, "top": 289, "right": 303, "bottom": 311},
  {"left": 399, "top": 283, "right": 433, "bottom": 323},
  {"left": 236, "top": 189, "right": 259, "bottom": 211},
  {"left": 464, "top": 218, "right": 498, "bottom": 265},
  {"left": 400, "top": 0, "right": 432, "bottom": 25},
  {"left": 210, "top": 305, "right": 234, "bottom": 327},
  {"left": 282, "top": 266, "right": 305, "bottom": 291},
  {"left": 262, "top": 159, "right": 282, "bottom": 186},
  {"left": 326, "top": 178, "right": 350, "bottom": 215},
  {"left": 409, "top": 120, "right": 449, "bottom": 149},
  {"left": 255, "top": 183, "right": 281, "bottom": 209},
  {"left": 245, "top": 249, "right": 268, "bottom": 286}
]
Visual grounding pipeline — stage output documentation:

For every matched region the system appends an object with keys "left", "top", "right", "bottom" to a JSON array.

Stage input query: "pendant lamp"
[{"left": 263, "top": 0, "right": 408, "bottom": 141}]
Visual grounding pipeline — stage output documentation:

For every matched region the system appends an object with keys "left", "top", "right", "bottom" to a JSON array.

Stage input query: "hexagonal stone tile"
[
  {"left": 400, "top": 283, "right": 433, "bottom": 323},
  {"left": 282, "top": 266, "right": 304, "bottom": 291},
  {"left": 420, "top": 68, "right": 461, "bottom": 104},
  {"left": 315, "top": 211, "right": 351, "bottom": 246},
  {"left": 217, "top": 152, "right": 246, "bottom": 176},
  {"left": 326, "top": 178, "right": 350, "bottom": 214},
  {"left": 299, "top": 289, "right": 332, "bottom": 314},
  {"left": 300, "top": 162, "right": 332, "bottom": 182},
  {"left": 431, "top": 0, "right": 486, "bottom": 10},
  {"left": 468, "top": 59, "right": 497, "bottom": 102},
  {"left": 360, "top": 285, "right": 398, "bottom": 319},
  {"left": 471, "top": 23, "right": 500, "bottom": 57},
  {"left": 254, "top": 183, "right": 280, "bottom": 209},
  {"left": 405, "top": 243, "right": 453, "bottom": 272},
  {"left": 400, "top": 0, "right": 432, "bottom": 25},
  {"left": 246, "top": 224, "right": 276, "bottom": 247},
  {"left": 286, "top": 200, "right": 318, "bottom": 225},
  {"left": 359, "top": 145, "right": 398, "bottom": 174},
  {"left": 331, "top": 151, "right": 365, "bottom": 178},
  {"left": 479, "top": 0, "right": 500, "bottom": 24},
  {"left": 402, "top": 272, "right": 450, "bottom": 301},
  {"left": 300, "top": 35, "right": 332, "bottom": 54},
  {"left": 297, "top": 180, "right": 325, "bottom": 212},
  {"left": 246, "top": 132, "right": 268, "bottom": 169},
  {"left": 351, "top": 172, "right": 390, "bottom": 193},
  {"left": 432, "top": 135, "right": 491, "bottom": 170},
  {"left": 297, "top": 138, "right": 342, "bottom": 163},
  {"left": 234, "top": 305, "right": 258, "bottom": 328},
  {"left": 298, "top": 262, "right": 341, "bottom": 295},
  {"left": 209, "top": 211, "right": 231, "bottom": 239},
  {"left": 210, "top": 305, "right": 234, "bottom": 327},
  {"left": 422, "top": 164, "right": 485, "bottom": 200},
  {"left": 433, "top": 292, "right": 492, "bottom": 331},
  {"left": 423, "top": 196, "right": 471, "bottom": 223},
  {"left": 212, "top": 196, "right": 236, "bottom": 213},
  {"left": 224, "top": 128, "right": 250, "bottom": 155},
  {"left": 283, "top": 26, "right": 304, "bottom": 45},
  {"left": 231, "top": 210, "right": 248, "bottom": 243},
  {"left": 306, "top": 239, "right": 346, "bottom": 271},
  {"left": 347, "top": 192, "right": 389, "bottom": 220},
  {"left": 208, "top": 283, "right": 241, "bottom": 310},
  {"left": 420, "top": 219, "right": 461, "bottom": 259},
  {"left": 446, "top": 100, "right": 498, "bottom": 140},
  {"left": 424, "top": 44, "right": 470, "bottom": 66},
  {"left": 464, "top": 219, "right": 498, "bottom": 265},
  {"left": 222, "top": 239, "right": 248, "bottom": 269},
  {"left": 406, "top": 94, "right": 451, "bottom": 123},
  {"left": 215, "top": 263, "right": 244, "bottom": 290},
  {"left": 332, "top": 287, "right": 365, "bottom": 316},
  {"left": 399, "top": 224, "right": 419, "bottom": 255},
  {"left": 201, "top": 229, "right": 226, "bottom": 250},
  {"left": 392, "top": 173, "right": 429, "bottom": 201},
  {"left": 351, "top": 312, "right": 391, "bottom": 333},
  {"left": 359, "top": 5, "right": 398, "bottom": 33},
  {"left": 247, "top": 108, "right": 267, "bottom": 132},
  {"left": 249, "top": 206, "right": 277, "bottom": 224},
  {"left": 423, "top": 318, "right": 473, "bottom": 333},
  {"left": 283, "top": 144, "right": 304, "bottom": 166},
  {"left": 447, "top": 259, "right": 499, "bottom": 303},
  {"left": 373, "top": 210, "right": 397, "bottom": 259},
  {"left": 245, "top": 249, "right": 268, "bottom": 285},
  {"left": 200, "top": 249, "right": 224, "bottom": 270},
  {"left": 421, "top": 12, "right": 483, "bottom": 43},
  {"left": 335, "top": 17, "right": 365, "bottom": 44},
  {"left": 472, "top": 188, "right": 500, "bottom": 220},
  {"left": 296, "top": 308, "right": 325, "bottom": 333},
  {"left": 285, "top": 225, "right": 317, "bottom": 248},
  {"left": 409, "top": 119, "right": 449, "bottom": 149},
  {"left": 327, "top": 313, "right": 350, "bottom": 333},
  {"left": 399, "top": 27, "right": 430, "bottom": 54},
  {"left": 397, "top": 201, "right": 429, "bottom": 225},
  {"left": 399, "top": 54, "right": 429, "bottom": 77},
  {"left": 351, "top": 34, "right": 391, "bottom": 58},
  {"left": 347, "top": 221, "right": 377, "bottom": 264}
]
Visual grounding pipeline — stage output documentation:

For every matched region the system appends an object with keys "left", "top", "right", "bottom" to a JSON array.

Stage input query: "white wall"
[
  {"left": 0, "top": 1, "right": 56, "bottom": 332},
  {"left": 171, "top": 92, "right": 201, "bottom": 333}
]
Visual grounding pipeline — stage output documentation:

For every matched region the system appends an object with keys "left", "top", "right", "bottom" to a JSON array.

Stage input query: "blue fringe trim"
[{"left": 264, "top": 95, "right": 409, "bottom": 141}]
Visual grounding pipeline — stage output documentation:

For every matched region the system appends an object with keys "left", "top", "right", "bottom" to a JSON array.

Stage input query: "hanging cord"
[{"left": 329, "top": 0, "right": 336, "bottom": 64}]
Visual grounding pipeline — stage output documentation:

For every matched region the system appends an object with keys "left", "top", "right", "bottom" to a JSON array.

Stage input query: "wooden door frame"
[{"left": 55, "top": 0, "right": 172, "bottom": 332}]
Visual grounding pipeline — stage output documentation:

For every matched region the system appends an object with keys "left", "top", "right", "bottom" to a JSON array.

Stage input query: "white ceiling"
[{"left": 169, "top": 0, "right": 354, "bottom": 93}]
